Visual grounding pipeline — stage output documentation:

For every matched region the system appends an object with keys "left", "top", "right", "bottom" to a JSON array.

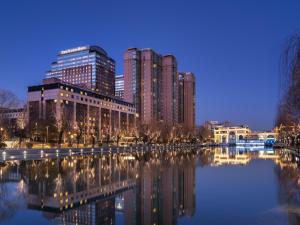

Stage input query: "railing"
[{"left": 0, "top": 143, "right": 201, "bottom": 162}]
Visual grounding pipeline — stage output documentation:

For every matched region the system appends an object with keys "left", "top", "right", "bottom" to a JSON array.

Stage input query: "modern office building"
[
  {"left": 27, "top": 78, "right": 136, "bottom": 142},
  {"left": 115, "top": 74, "right": 124, "bottom": 99},
  {"left": 178, "top": 72, "right": 196, "bottom": 130},
  {"left": 46, "top": 45, "right": 115, "bottom": 96}
]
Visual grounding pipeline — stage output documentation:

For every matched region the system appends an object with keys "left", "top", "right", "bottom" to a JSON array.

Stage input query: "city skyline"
[
  {"left": 2, "top": 1, "right": 300, "bottom": 225},
  {"left": 1, "top": 0, "right": 300, "bottom": 130}
]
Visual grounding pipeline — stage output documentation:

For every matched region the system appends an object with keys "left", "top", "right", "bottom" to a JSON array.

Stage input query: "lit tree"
[
  {"left": 276, "top": 33, "right": 300, "bottom": 146},
  {"left": 56, "top": 103, "right": 73, "bottom": 147},
  {"left": 0, "top": 89, "right": 23, "bottom": 144},
  {"left": 277, "top": 33, "right": 300, "bottom": 126}
]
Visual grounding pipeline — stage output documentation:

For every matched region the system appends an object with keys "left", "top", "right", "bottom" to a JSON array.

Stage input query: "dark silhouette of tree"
[
  {"left": 0, "top": 89, "right": 21, "bottom": 109},
  {"left": 277, "top": 33, "right": 300, "bottom": 126},
  {"left": 197, "top": 125, "right": 211, "bottom": 142}
]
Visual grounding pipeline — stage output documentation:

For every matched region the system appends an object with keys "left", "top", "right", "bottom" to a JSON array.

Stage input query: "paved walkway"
[{"left": 0, "top": 143, "right": 200, "bottom": 162}]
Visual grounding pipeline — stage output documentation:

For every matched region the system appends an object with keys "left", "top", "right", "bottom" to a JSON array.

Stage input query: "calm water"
[{"left": 0, "top": 147, "right": 300, "bottom": 225}]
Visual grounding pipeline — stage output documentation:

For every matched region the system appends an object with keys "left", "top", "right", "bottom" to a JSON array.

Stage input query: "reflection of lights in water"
[
  {"left": 2, "top": 151, "right": 6, "bottom": 161},
  {"left": 116, "top": 203, "right": 122, "bottom": 210},
  {"left": 17, "top": 179, "right": 26, "bottom": 194},
  {"left": 55, "top": 174, "right": 62, "bottom": 193}
]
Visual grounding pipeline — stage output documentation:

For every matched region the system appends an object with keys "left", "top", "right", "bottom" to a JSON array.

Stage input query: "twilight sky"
[{"left": 0, "top": 0, "right": 300, "bottom": 130}]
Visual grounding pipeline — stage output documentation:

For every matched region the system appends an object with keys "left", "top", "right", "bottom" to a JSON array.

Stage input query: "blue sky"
[{"left": 0, "top": 0, "right": 300, "bottom": 130}]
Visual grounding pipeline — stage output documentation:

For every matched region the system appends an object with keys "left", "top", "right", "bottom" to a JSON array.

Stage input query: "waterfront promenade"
[{"left": 0, "top": 143, "right": 200, "bottom": 162}]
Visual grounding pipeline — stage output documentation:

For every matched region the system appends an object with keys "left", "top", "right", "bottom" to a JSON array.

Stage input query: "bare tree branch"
[{"left": 0, "top": 89, "right": 21, "bottom": 109}]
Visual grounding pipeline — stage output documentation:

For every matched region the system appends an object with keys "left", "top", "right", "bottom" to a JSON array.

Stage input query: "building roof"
[
  {"left": 28, "top": 81, "right": 134, "bottom": 108},
  {"left": 58, "top": 45, "right": 115, "bottom": 62}
]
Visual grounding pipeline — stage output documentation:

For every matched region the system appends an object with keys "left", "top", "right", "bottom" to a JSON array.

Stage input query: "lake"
[{"left": 0, "top": 147, "right": 299, "bottom": 225}]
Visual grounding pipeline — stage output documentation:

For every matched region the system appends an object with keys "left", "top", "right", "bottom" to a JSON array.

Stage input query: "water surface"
[{"left": 0, "top": 147, "right": 300, "bottom": 225}]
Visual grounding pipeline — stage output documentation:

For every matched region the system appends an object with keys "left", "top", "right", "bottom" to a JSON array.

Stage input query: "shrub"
[
  {"left": 26, "top": 142, "right": 33, "bottom": 149},
  {"left": 0, "top": 142, "right": 7, "bottom": 149}
]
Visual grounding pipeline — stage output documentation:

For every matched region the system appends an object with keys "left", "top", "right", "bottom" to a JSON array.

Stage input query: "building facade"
[
  {"left": 178, "top": 72, "right": 196, "bottom": 130},
  {"left": 213, "top": 125, "right": 251, "bottom": 144},
  {"left": 27, "top": 79, "right": 136, "bottom": 142},
  {"left": 140, "top": 49, "right": 163, "bottom": 125},
  {"left": 124, "top": 48, "right": 141, "bottom": 116},
  {"left": 46, "top": 46, "right": 115, "bottom": 96},
  {"left": 124, "top": 48, "right": 162, "bottom": 125},
  {"left": 162, "top": 55, "right": 178, "bottom": 125},
  {"left": 0, "top": 108, "right": 26, "bottom": 137},
  {"left": 115, "top": 74, "right": 124, "bottom": 99},
  {"left": 124, "top": 48, "right": 181, "bottom": 126}
]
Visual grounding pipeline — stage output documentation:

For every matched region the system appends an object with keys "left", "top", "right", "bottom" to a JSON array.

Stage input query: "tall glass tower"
[
  {"left": 115, "top": 74, "right": 124, "bottom": 99},
  {"left": 46, "top": 45, "right": 115, "bottom": 96}
]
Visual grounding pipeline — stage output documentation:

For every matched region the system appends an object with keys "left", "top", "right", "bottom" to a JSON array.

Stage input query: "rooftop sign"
[{"left": 59, "top": 46, "right": 89, "bottom": 55}]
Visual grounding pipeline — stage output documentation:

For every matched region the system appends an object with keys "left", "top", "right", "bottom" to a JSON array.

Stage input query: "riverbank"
[{"left": 0, "top": 143, "right": 202, "bottom": 162}]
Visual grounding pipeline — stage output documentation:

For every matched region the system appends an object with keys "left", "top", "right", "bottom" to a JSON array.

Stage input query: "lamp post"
[
  {"left": 0, "top": 127, "right": 3, "bottom": 142},
  {"left": 35, "top": 122, "right": 38, "bottom": 141},
  {"left": 46, "top": 126, "right": 49, "bottom": 144}
]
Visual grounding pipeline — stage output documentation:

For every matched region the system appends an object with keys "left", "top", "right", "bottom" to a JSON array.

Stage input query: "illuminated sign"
[{"left": 60, "top": 46, "right": 89, "bottom": 55}]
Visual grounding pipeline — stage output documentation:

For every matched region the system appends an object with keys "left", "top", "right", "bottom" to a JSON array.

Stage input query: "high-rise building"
[
  {"left": 124, "top": 48, "right": 141, "bottom": 115},
  {"left": 140, "top": 49, "right": 162, "bottom": 124},
  {"left": 124, "top": 48, "right": 180, "bottom": 126},
  {"left": 124, "top": 48, "right": 163, "bottom": 124},
  {"left": 46, "top": 45, "right": 115, "bottom": 96},
  {"left": 162, "top": 55, "right": 178, "bottom": 125},
  {"left": 115, "top": 74, "right": 124, "bottom": 99},
  {"left": 178, "top": 72, "right": 196, "bottom": 130},
  {"left": 124, "top": 48, "right": 196, "bottom": 128}
]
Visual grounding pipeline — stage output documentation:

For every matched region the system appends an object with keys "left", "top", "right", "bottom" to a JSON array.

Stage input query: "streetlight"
[
  {"left": 46, "top": 126, "right": 49, "bottom": 144},
  {"left": 35, "top": 122, "right": 38, "bottom": 141},
  {"left": 0, "top": 127, "right": 3, "bottom": 142}
]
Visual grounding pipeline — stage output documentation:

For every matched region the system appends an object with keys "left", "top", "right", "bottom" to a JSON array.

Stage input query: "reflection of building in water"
[
  {"left": 128, "top": 157, "right": 196, "bottom": 225},
  {"left": 115, "top": 194, "right": 124, "bottom": 211},
  {"left": 5, "top": 152, "right": 197, "bottom": 225},
  {"left": 178, "top": 162, "right": 195, "bottom": 217},
  {"left": 0, "top": 162, "right": 21, "bottom": 182},
  {"left": 257, "top": 150, "right": 280, "bottom": 161},
  {"left": 213, "top": 147, "right": 283, "bottom": 167},
  {"left": 123, "top": 188, "right": 138, "bottom": 225},
  {"left": 44, "top": 196, "right": 115, "bottom": 225},
  {"left": 24, "top": 154, "right": 137, "bottom": 211},
  {"left": 138, "top": 164, "right": 160, "bottom": 225},
  {"left": 213, "top": 148, "right": 251, "bottom": 166}
]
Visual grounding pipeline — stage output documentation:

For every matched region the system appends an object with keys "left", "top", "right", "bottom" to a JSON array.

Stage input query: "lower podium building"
[{"left": 27, "top": 78, "right": 136, "bottom": 143}]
